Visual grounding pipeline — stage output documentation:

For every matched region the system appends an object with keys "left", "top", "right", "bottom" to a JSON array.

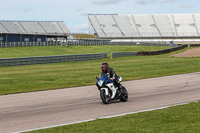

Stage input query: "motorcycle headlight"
[{"left": 98, "top": 80, "right": 103, "bottom": 86}]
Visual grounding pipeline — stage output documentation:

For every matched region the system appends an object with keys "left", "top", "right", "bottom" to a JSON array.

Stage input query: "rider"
[{"left": 101, "top": 63, "right": 121, "bottom": 89}]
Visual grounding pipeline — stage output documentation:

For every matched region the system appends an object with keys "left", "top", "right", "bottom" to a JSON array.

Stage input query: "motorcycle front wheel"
[
  {"left": 100, "top": 89, "right": 111, "bottom": 104},
  {"left": 120, "top": 86, "right": 128, "bottom": 102}
]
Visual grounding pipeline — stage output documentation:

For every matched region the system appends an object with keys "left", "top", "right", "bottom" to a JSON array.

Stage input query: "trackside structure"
[
  {"left": 88, "top": 14, "right": 200, "bottom": 39},
  {"left": 0, "top": 21, "right": 70, "bottom": 42}
]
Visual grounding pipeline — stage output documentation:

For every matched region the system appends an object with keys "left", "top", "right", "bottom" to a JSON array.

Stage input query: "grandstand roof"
[{"left": 0, "top": 20, "right": 70, "bottom": 36}]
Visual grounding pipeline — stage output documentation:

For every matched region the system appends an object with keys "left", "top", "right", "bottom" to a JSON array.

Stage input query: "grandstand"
[
  {"left": 0, "top": 21, "right": 70, "bottom": 42},
  {"left": 88, "top": 14, "right": 200, "bottom": 39}
]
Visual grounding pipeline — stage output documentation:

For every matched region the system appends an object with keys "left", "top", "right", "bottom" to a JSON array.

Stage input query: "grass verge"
[
  {"left": 31, "top": 101, "right": 200, "bottom": 133},
  {"left": 0, "top": 45, "right": 170, "bottom": 58},
  {"left": 1, "top": 46, "right": 200, "bottom": 132},
  {"left": 0, "top": 50, "right": 200, "bottom": 95}
]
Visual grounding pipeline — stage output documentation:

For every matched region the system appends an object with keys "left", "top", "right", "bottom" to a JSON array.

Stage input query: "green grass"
[
  {"left": 0, "top": 45, "right": 170, "bottom": 58},
  {"left": 31, "top": 101, "right": 200, "bottom": 133},
  {"left": 0, "top": 49, "right": 200, "bottom": 95},
  {"left": 1, "top": 46, "right": 200, "bottom": 132}
]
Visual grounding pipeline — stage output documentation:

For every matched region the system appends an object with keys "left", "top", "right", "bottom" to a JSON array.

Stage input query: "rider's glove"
[{"left": 110, "top": 77, "right": 115, "bottom": 80}]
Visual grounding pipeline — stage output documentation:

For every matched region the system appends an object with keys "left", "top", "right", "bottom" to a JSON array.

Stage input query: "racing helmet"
[{"left": 101, "top": 63, "right": 109, "bottom": 72}]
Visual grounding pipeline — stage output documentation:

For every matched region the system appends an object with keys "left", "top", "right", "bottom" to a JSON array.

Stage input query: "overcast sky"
[{"left": 0, "top": 0, "right": 199, "bottom": 33}]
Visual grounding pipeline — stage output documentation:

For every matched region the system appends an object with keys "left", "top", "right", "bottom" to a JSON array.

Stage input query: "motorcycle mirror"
[{"left": 96, "top": 76, "right": 98, "bottom": 80}]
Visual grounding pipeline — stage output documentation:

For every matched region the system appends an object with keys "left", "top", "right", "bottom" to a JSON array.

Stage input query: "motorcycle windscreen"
[{"left": 99, "top": 73, "right": 106, "bottom": 78}]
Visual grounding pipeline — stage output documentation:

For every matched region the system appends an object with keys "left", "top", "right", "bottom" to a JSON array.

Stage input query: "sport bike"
[{"left": 96, "top": 73, "right": 128, "bottom": 104}]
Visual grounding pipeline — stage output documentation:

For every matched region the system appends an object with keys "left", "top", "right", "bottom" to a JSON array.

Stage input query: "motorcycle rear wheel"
[{"left": 100, "top": 89, "right": 111, "bottom": 104}]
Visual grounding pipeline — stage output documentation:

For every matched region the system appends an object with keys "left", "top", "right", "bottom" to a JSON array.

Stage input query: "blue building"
[{"left": 0, "top": 21, "right": 70, "bottom": 43}]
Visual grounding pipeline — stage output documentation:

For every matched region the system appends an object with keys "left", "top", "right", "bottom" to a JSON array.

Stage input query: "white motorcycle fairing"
[
  {"left": 100, "top": 83, "right": 117, "bottom": 99},
  {"left": 100, "top": 87, "right": 109, "bottom": 95}
]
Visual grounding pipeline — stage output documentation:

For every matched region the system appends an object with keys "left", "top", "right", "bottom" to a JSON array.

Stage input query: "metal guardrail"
[
  {"left": 111, "top": 52, "right": 138, "bottom": 59},
  {"left": 111, "top": 45, "right": 187, "bottom": 58},
  {"left": 0, "top": 53, "right": 107, "bottom": 67},
  {"left": 138, "top": 45, "right": 187, "bottom": 55},
  {"left": 0, "top": 45, "right": 187, "bottom": 67}
]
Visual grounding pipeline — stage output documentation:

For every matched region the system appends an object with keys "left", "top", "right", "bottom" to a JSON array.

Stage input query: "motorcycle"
[{"left": 96, "top": 73, "right": 128, "bottom": 104}]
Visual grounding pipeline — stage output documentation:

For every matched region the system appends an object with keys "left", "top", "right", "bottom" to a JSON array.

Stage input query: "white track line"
[{"left": 14, "top": 100, "right": 199, "bottom": 133}]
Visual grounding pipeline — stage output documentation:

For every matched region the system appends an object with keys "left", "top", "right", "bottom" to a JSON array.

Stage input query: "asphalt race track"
[{"left": 1, "top": 72, "right": 200, "bottom": 133}]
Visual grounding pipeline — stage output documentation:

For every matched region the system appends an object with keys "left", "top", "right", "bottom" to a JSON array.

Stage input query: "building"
[{"left": 0, "top": 21, "right": 70, "bottom": 43}]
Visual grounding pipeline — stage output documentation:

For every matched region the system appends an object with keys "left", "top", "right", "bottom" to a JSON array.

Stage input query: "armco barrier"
[
  {"left": 111, "top": 52, "right": 138, "bottom": 59},
  {"left": 0, "top": 45, "right": 187, "bottom": 66},
  {"left": 0, "top": 53, "right": 107, "bottom": 67},
  {"left": 111, "top": 45, "right": 187, "bottom": 58},
  {"left": 138, "top": 45, "right": 187, "bottom": 56}
]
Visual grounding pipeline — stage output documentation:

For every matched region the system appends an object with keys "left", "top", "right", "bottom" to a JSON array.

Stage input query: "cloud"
[
  {"left": 79, "top": 12, "right": 88, "bottom": 16},
  {"left": 71, "top": 24, "right": 89, "bottom": 33},
  {"left": 135, "top": 0, "right": 157, "bottom": 4},
  {"left": 24, "top": 8, "right": 32, "bottom": 13},
  {"left": 92, "top": 0, "right": 127, "bottom": 5},
  {"left": 75, "top": 8, "right": 85, "bottom": 12},
  {"left": 74, "top": 8, "right": 88, "bottom": 16},
  {"left": 163, "top": 0, "right": 179, "bottom": 2},
  {"left": 135, "top": 0, "right": 179, "bottom": 4},
  {"left": 181, "top": 4, "right": 194, "bottom": 8}
]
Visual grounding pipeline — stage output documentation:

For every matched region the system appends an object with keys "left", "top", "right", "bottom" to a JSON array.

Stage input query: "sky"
[{"left": 0, "top": 0, "right": 199, "bottom": 33}]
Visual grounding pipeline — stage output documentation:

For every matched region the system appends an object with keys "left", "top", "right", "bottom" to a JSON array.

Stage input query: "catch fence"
[
  {"left": 0, "top": 39, "right": 175, "bottom": 48},
  {"left": 0, "top": 41, "right": 61, "bottom": 48}
]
